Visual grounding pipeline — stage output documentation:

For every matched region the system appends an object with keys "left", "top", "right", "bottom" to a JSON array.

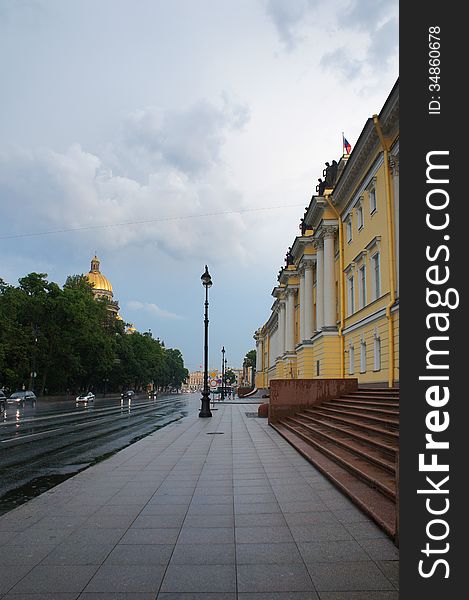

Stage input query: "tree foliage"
[
  {"left": 244, "top": 350, "right": 256, "bottom": 368},
  {"left": 0, "top": 272, "right": 189, "bottom": 395}
]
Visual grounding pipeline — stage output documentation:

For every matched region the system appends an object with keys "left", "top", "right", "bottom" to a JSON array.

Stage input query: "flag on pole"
[{"left": 342, "top": 133, "right": 352, "bottom": 155}]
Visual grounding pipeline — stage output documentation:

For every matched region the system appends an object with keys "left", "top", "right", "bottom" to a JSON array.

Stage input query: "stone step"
[
  {"left": 327, "top": 401, "right": 400, "bottom": 416},
  {"left": 307, "top": 406, "right": 399, "bottom": 429},
  {"left": 285, "top": 416, "right": 396, "bottom": 472},
  {"left": 302, "top": 408, "right": 399, "bottom": 440},
  {"left": 280, "top": 419, "right": 396, "bottom": 499},
  {"left": 341, "top": 394, "right": 400, "bottom": 404},
  {"left": 293, "top": 412, "right": 398, "bottom": 456},
  {"left": 335, "top": 398, "right": 400, "bottom": 409},
  {"left": 271, "top": 422, "right": 397, "bottom": 539},
  {"left": 357, "top": 387, "right": 399, "bottom": 395}
]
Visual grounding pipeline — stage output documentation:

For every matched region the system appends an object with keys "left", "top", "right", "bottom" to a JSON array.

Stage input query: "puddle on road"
[
  {"left": 0, "top": 472, "right": 80, "bottom": 515},
  {"left": 0, "top": 419, "right": 180, "bottom": 516}
]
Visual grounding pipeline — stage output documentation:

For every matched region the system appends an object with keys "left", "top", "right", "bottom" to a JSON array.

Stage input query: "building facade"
[{"left": 255, "top": 81, "right": 399, "bottom": 388}]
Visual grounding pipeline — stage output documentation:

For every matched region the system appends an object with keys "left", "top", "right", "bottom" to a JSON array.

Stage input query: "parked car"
[
  {"left": 121, "top": 390, "right": 135, "bottom": 400},
  {"left": 0, "top": 390, "right": 6, "bottom": 412},
  {"left": 8, "top": 391, "right": 37, "bottom": 403},
  {"left": 76, "top": 392, "right": 95, "bottom": 402}
]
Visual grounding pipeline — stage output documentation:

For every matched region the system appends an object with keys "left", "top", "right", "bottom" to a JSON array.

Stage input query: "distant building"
[
  {"left": 187, "top": 371, "right": 204, "bottom": 391},
  {"left": 86, "top": 255, "right": 119, "bottom": 316}
]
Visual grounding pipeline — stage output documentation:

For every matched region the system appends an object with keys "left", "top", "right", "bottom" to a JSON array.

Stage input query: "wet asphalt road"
[{"left": 0, "top": 392, "right": 201, "bottom": 514}]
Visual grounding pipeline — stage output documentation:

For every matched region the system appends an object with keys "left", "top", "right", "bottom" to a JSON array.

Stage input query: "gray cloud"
[
  {"left": 0, "top": 98, "right": 251, "bottom": 264},
  {"left": 120, "top": 96, "right": 250, "bottom": 177},
  {"left": 367, "top": 17, "right": 398, "bottom": 67},
  {"left": 324, "top": 10, "right": 397, "bottom": 81},
  {"left": 337, "top": 0, "right": 393, "bottom": 31},
  {"left": 264, "top": 0, "right": 318, "bottom": 50},
  {"left": 320, "top": 48, "right": 363, "bottom": 80}
]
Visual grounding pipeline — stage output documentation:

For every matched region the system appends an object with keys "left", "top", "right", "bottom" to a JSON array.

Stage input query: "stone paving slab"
[{"left": 0, "top": 404, "right": 398, "bottom": 599}]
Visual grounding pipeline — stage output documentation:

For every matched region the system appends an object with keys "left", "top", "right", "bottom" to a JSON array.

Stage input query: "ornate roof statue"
[
  {"left": 285, "top": 247, "right": 294, "bottom": 267},
  {"left": 323, "top": 159, "right": 339, "bottom": 188},
  {"left": 316, "top": 178, "right": 326, "bottom": 196}
]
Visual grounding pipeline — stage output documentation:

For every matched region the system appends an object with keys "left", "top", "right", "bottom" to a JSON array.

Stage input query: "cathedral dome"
[{"left": 87, "top": 255, "right": 113, "bottom": 293}]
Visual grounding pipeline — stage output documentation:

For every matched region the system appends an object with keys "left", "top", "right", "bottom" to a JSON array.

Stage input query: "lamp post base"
[{"left": 199, "top": 391, "right": 212, "bottom": 418}]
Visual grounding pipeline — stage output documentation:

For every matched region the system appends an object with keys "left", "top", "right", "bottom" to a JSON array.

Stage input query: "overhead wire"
[{"left": 0, "top": 203, "right": 306, "bottom": 241}]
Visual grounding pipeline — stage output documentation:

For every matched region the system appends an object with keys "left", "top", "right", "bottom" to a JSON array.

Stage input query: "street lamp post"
[
  {"left": 221, "top": 346, "right": 225, "bottom": 401},
  {"left": 199, "top": 266, "right": 213, "bottom": 418}
]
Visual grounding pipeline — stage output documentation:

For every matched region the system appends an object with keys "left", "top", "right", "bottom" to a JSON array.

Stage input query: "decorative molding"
[
  {"left": 312, "top": 238, "right": 324, "bottom": 250},
  {"left": 389, "top": 154, "right": 399, "bottom": 176},
  {"left": 366, "top": 176, "right": 377, "bottom": 190},
  {"left": 365, "top": 236, "right": 382, "bottom": 252},
  {"left": 322, "top": 225, "right": 338, "bottom": 239},
  {"left": 340, "top": 153, "right": 385, "bottom": 221},
  {"left": 353, "top": 250, "right": 368, "bottom": 264},
  {"left": 342, "top": 306, "right": 386, "bottom": 335}
]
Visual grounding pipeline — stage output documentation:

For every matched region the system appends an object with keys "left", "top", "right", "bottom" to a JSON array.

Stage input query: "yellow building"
[{"left": 255, "top": 81, "right": 399, "bottom": 388}]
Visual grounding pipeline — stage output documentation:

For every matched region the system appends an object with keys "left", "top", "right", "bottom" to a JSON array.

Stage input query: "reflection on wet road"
[{"left": 0, "top": 392, "right": 200, "bottom": 514}]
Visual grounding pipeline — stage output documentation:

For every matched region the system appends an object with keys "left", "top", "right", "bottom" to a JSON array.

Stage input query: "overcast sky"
[{"left": 0, "top": 0, "right": 398, "bottom": 371}]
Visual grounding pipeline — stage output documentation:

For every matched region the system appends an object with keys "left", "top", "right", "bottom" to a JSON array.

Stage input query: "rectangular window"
[
  {"left": 369, "top": 187, "right": 377, "bottom": 214},
  {"left": 374, "top": 337, "right": 381, "bottom": 371},
  {"left": 347, "top": 276, "right": 355, "bottom": 315},
  {"left": 357, "top": 205, "right": 364, "bottom": 229},
  {"left": 360, "top": 342, "right": 366, "bottom": 373},
  {"left": 349, "top": 346, "right": 355, "bottom": 375},
  {"left": 372, "top": 252, "right": 381, "bottom": 300},
  {"left": 359, "top": 265, "right": 366, "bottom": 309},
  {"left": 316, "top": 360, "right": 320, "bottom": 376},
  {"left": 347, "top": 218, "right": 352, "bottom": 243}
]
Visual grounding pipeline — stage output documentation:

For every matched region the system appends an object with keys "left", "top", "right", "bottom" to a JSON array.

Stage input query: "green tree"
[
  {"left": 244, "top": 349, "right": 257, "bottom": 388},
  {"left": 0, "top": 271, "right": 189, "bottom": 397}
]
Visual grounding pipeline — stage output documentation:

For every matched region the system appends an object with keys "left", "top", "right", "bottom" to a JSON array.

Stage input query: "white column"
[
  {"left": 299, "top": 270, "right": 305, "bottom": 341},
  {"left": 285, "top": 290, "right": 295, "bottom": 352},
  {"left": 272, "top": 329, "right": 277, "bottom": 364},
  {"left": 278, "top": 301, "right": 286, "bottom": 356},
  {"left": 323, "top": 227, "right": 337, "bottom": 328},
  {"left": 255, "top": 340, "right": 261, "bottom": 371},
  {"left": 315, "top": 240, "right": 324, "bottom": 331},
  {"left": 304, "top": 263, "right": 314, "bottom": 339}
]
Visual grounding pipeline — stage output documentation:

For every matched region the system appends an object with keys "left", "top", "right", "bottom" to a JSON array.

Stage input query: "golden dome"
[
  {"left": 87, "top": 255, "right": 113, "bottom": 293},
  {"left": 116, "top": 314, "right": 123, "bottom": 321}
]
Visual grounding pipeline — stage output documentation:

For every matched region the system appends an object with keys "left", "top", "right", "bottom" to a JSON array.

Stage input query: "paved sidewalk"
[{"left": 0, "top": 404, "right": 398, "bottom": 599}]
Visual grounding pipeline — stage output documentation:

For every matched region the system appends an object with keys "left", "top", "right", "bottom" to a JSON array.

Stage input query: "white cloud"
[
  {"left": 127, "top": 300, "right": 183, "bottom": 320},
  {"left": 320, "top": 48, "right": 363, "bottom": 80},
  {"left": 264, "top": 0, "right": 318, "bottom": 50},
  {"left": 114, "top": 95, "right": 250, "bottom": 180},
  {"left": 0, "top": 97, "right": 252, "bottom": 264}
]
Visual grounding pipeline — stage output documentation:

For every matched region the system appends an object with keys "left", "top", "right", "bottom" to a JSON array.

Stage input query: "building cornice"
[{"left": 331, "top": 80, "right": 399, "bottom": 211}]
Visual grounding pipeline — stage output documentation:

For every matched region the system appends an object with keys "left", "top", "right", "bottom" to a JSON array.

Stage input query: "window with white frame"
[
  {"left": 372, "top": 252, "right": 381, "bottom": 300},
  {"left": 360, "top": 339, "right": 366, "bottom": 373},
  {"left": 347, "top": 275, "right": 355, "bottom": 315},
  {"left": 357, "top": 205, "right": 364, "bottom": 230},
  {"left": 359, "top": 265, "right": 366, "bottom": 309},
  {"left": 346, "top": 217, "right": 352, "bottom": 243},
  {"left": 374, "top": 333, "right": 381, "bottom": 371},
  {"left": 349, "top": 345, "right": 355, "bottom": 375},
  {"left": 369, "top": 186, "right": 377, "bottom": 214}
]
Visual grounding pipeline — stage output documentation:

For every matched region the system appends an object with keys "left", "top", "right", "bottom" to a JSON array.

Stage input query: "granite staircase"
[{"left": 271, "top": 387, "right": 399, "bottom": 540}]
